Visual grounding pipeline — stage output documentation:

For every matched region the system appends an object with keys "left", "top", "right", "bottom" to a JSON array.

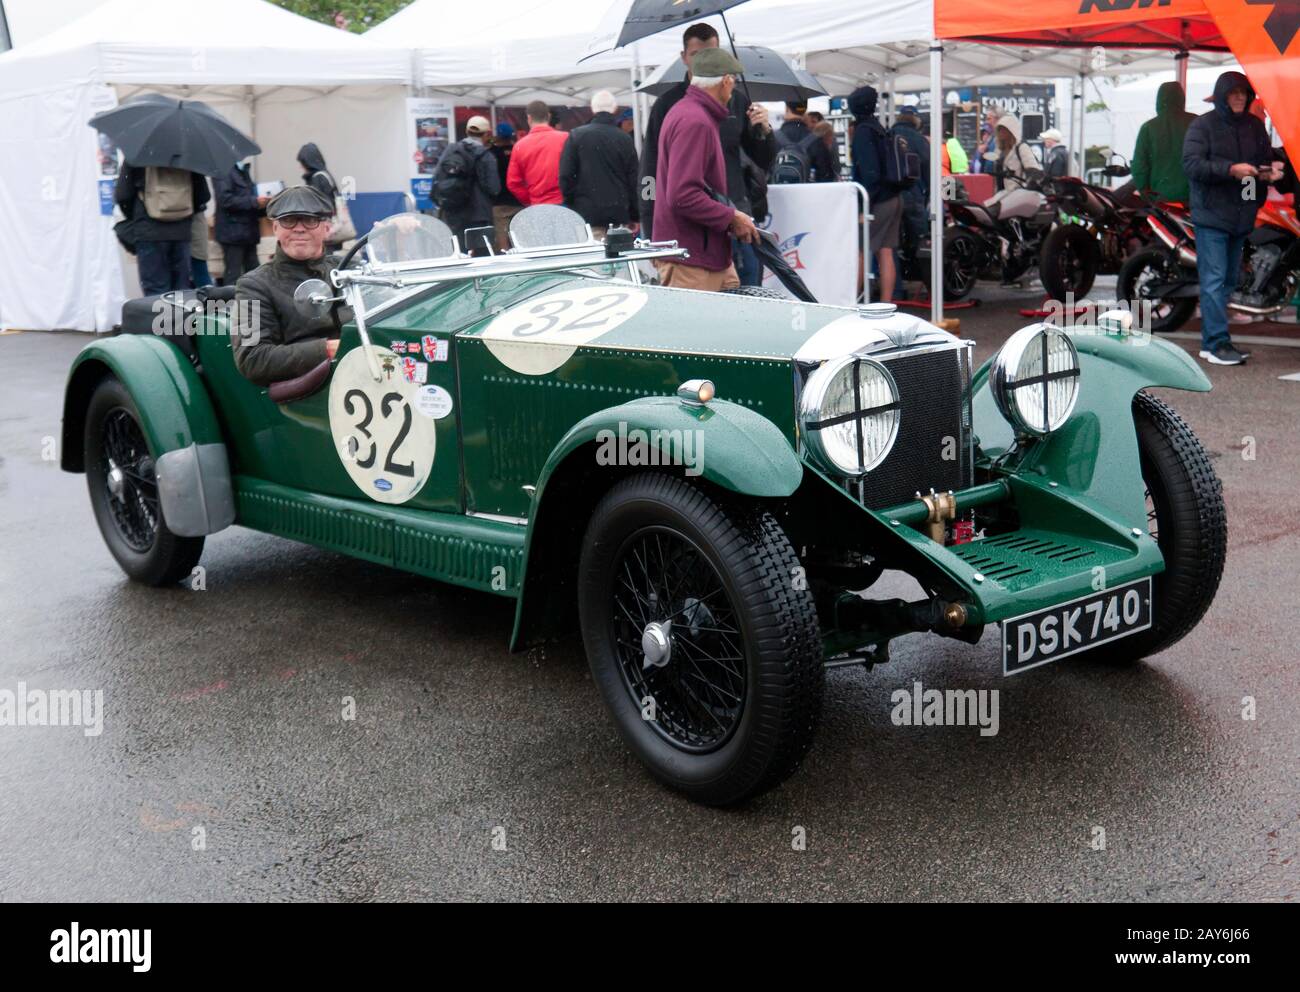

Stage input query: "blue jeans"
[
  {"left": 1196, "top": 226, "right": 1247, "bottom": 352},
  {"left": 136, "top": 240, "right": 191, "bottom": 297},
  {"left": 191, "top": 257, "right": 212, "bottom": 289},
  {"left": 732, "top": 238, "right": 763, "bottom": 287}
]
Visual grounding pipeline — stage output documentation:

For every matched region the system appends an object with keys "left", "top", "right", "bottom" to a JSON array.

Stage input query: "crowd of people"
[{"left": 111, "top": 18, "right": 1291, "bottom": 382}]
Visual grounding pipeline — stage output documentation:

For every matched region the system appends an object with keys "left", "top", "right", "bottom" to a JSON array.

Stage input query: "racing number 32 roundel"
[
  {"left": 481, "top": 285, "right": 649, "bottom": 376},
  {"left": 328, "top": 347, "right": 438, "bottom": 504}
]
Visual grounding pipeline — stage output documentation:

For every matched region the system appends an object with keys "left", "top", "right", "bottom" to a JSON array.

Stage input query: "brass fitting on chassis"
[{"left": 917, "top": 488, "right": 958, "bottom": 544}]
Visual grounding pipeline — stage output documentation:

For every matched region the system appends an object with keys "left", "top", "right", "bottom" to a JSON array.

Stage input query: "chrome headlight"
[
  {"left": 992, "top": 325, "right": 1080, "bottom": 436},
  {"left": 800, "top": 356, "right": 900, "bottom": 476}
]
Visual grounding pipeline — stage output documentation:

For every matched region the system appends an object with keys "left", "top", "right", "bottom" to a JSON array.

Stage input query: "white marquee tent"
[{"left": 0, "top": 0, "right": 413, "bottom": 332}]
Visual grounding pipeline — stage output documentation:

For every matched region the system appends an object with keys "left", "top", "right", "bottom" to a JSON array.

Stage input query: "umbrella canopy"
[
  {"left": 637, "top": 44, "right": 826, "bottom": 100},
  {"left": 89, "top": 94, "right": 260, "bottom": 176},
  {"left": 609, "top": 0, "right": 753, "bottom": 50}
]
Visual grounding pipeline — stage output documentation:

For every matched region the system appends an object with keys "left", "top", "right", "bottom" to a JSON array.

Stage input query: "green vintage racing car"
[{"left": 62, "top": 209, "right": 1226, "bottom": 805}]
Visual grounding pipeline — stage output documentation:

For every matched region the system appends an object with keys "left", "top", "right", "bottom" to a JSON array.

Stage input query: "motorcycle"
[
  {"left": 1118, "top": 181, "right": 1300, "bottom": 333},
  {"left": 942, "top": 172, "right": 1059, "bottom": 301},
  {"left": 1039, "top": 162, "right": 1148, "bottom": 301}
]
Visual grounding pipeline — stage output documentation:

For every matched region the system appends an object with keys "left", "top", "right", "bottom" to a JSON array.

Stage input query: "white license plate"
[{"left": 1002, "top": 578, "right": 1153, "bottom": 675}]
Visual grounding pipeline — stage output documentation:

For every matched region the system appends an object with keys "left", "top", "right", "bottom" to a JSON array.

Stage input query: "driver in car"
[{"left": 232, "top": 185, "right": 349, "bottom": 386}]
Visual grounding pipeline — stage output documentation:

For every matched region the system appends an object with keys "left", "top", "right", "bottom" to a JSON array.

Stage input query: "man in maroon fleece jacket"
[{"left": 653, "top": 47, "right": 759, "bottom": 292}]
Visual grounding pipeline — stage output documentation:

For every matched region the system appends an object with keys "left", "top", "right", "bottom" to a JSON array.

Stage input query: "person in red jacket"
[
  {"left": 652, "top": 47, "right": 758, "bottom": 292},
  {"left": 506, "top": 101, "right": 568, "bottom": 207}
]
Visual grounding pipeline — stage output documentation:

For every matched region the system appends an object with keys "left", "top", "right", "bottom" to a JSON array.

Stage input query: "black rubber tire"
[
  {"left": 84, "top": 376, "right": 205, "bottom": 586},
  {"left": 722, "top": 285, "right": 788, "bottom": 301},
  {"left": 1117, "top": 246, "right": 1197, "bottom": 334},
  {"left": 1077, "top": 392, "right": 1226, "bottom": 664},
  {"left": 578, "top": 473, "right": 823, "bottom": 806},
  {"left": 1039, "top": 223, "right": 1098, "bottom": 301},
  {"left": 943, "top": 228, "right": 983, "bottom": 301}
]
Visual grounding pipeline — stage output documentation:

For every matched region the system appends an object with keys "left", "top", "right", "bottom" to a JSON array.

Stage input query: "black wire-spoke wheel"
[
  {"left": 84, "top": 377, "right": 204, "bottom": 586},
  {"left": 611, "top": 527, "right": 747, "bottom": 752},
  {"left": 101, "top": 409, "right": 159, "bottom": 553},
  {"left": 579, "top": 473, "right": 823, "bottom": 806},
  {"left": 1076, "top": 392, "right": 1225, "bottom": 665}
]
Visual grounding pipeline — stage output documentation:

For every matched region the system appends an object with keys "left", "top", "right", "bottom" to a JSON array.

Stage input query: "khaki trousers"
[{"left": 654, "top": 260, "right": 741, "bottom": 292}]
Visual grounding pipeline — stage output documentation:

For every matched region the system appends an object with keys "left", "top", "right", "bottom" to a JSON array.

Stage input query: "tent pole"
[
  {"left": 1175, "top": 49, "right": 1189, "bottom": 91},
  {"left": 631, "top": 43, "right": 643, "bottom": 158},
  {"left": 1072, "top": 73, "right": 1084, "bottom": 177},
  {"left": 930, "top": 39, "right": 944, "bottom": 325},
  {"left": 1078, "top": 73, "right": 1088, "bottom": 181}
]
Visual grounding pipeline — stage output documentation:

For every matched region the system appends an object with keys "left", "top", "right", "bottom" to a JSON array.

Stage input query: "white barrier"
[{"left": 760, "top": 181, "right": 869, "bottom": 307}]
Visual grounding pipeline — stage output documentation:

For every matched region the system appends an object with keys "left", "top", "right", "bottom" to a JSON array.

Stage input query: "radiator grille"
[{"left": 856, "top": 346, "right": 972, "bottom": 509}]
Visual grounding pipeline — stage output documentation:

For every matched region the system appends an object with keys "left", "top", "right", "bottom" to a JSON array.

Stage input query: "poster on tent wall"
[
  {"left": 90, "top": 86, "right": 120, "bottom": 216},
  {"left": 761, "top": 183, "right": 862, "bottom": 306},
  {"left": 406, "top": 98, "right": 454, "bottom": 211}
]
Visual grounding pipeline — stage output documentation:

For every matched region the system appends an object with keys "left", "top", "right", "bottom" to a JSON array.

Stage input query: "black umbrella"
[
  {"left": 611, "top": 0, "right": 752, "bottom": 50},
  {"left": 638, "top": 45, "right": 825, "bottom": 102},
  {"left": 89, "top": 94, "right": 260, "bottom": 176}
]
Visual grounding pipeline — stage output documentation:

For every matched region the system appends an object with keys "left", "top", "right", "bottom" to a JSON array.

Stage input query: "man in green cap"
[
  {"left": 232, "top": 184, "right": 349, "bottom": 385},
  {"left": 653, "top": 45, "right": 759, "bottom": 293}
]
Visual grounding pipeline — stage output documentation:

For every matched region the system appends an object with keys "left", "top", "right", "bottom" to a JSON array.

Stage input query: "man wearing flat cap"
[
  {"left": 233, "top": 185, "right": 349, "bottom": 386},
  {"left": 653, "top": 46, "right": 759, "bottom": 293}
]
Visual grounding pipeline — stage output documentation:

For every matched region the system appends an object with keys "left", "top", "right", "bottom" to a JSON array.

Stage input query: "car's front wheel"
[
  {"left": 84, "top": 376, "right": 204, "bottom": 585},
  {"left": 578, "top": 473, "right": 823, "bottom": 805},
  {"left": 1079, "top": 392, "right": 1226, "bottom": 665}
]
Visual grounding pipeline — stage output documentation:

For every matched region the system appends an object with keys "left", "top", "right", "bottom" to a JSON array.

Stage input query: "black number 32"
[{"left": 344, "top": 389, "right": 415, "bottom": 478}]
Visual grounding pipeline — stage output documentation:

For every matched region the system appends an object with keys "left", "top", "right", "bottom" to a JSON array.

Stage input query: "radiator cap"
[{"left": 858, "top": 303, "right": 898, "bottom": 319}]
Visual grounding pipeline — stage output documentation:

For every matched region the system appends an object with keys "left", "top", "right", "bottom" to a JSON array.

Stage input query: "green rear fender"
[
  {"left": 510, "top": 396, "right": 802, "bottom": 649},
  {"left": 973, "top": 328, "right": 1211, "bottom": 530},
  {"left": 62, "top": 335, "right": 235, "bottom": 537}
]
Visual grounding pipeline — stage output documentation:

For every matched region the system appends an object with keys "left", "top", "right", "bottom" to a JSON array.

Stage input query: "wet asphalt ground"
[{"left": 1, "top": 284, "right": 1297, "bottom": 902}]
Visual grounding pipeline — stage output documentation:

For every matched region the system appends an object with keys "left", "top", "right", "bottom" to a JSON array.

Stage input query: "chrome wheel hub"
[{"left": 641, "top": 619, "right": 672, "bottom": 670}]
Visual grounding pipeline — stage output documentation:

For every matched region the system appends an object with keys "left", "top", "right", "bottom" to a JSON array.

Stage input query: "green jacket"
[{"left": 1132, "top": 82, "right": 1196, "bottom": 202}]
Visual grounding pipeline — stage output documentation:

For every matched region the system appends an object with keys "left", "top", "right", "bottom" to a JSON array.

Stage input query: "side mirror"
[{"left": 293, "top": 279, "right": 336, "bottom": 319}]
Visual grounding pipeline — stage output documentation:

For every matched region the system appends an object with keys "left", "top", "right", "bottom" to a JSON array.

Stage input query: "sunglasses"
[{"left": 277, "top": 215, "right": 324, "bottom": 231}]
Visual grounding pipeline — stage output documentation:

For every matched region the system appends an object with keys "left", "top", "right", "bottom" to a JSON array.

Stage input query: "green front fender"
[
  {"left": 62, "top": 335, "right": 224, "bottom": 471},
  {"left": 509, "top": 396, "right": 801, "bottom": 650},
  {"left": 535, "top": 395, "right": 802, "bottom": 501},
  {"left": 973, "top": 328, "right": 1211, "bottom": 531}
]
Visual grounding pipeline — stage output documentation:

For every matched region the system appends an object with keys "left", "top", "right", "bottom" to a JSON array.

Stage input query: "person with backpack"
[
  {"left": 559, "top": 91, "right": 639, "bottom": 238},
  {"left": 772, "top": 102, "right": 837, "bottom": 184},
  {"left": 296, "top": 143, "right": 354, "bottom": 250},
  {"left": 114, "top": 163, "right": 211, "bottom": 297},
  {"left": 890, "top": 106, "right": 930, "bottom": 277},
  {"left": 434, "top": 116, "right": 501, "bottom": 255},
  {"left": 849, "top": 85, "right": 916, "bottom": 302}
]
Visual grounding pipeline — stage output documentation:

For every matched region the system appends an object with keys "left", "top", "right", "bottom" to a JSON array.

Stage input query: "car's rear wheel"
[
  {"left": 578, "top": 473, "right": 823, "bottom": 806},
  {"left": 84, "top": 376, "right": 204, "bottom": 586},
  {"left": 1078, "top": 392, "right": 1225, "bottom": 665}
]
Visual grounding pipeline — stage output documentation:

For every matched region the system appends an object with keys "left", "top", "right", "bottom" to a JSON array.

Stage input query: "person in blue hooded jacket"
[{"left": 1182, "top": 71, "right": 1280, "bottom": 366}]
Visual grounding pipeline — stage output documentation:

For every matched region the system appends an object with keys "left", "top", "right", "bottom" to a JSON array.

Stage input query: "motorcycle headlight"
[
  {"left": 992, "top": 325, "right": 1081, "bottom": 436},
  {"left": 800, "top": 356, "right": 900, "bottom": 476}
]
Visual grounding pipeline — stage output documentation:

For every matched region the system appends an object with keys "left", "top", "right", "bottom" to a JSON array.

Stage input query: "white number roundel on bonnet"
[
  {"left": 480, "top": 285, "right": 648, "bottom": 375},
  {"left": 328, "top": 347, "right": 438, "bottom": 505}
]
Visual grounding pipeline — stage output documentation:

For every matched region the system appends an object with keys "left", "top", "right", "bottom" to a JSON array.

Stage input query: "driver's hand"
[
  {"left": 324, "top": 339, "right": 340, "bottom": 360},
  {"left": 383, "top": 214, "right": 422, "bottom": 234}
]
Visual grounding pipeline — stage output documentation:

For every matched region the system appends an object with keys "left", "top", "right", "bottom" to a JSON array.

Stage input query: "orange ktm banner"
[
  {"left": 935, "top": 0, "right": 1222, "bottom": 46},
  {"left": 1203, "top": 0, "right": 1300, "bottom": 154}
]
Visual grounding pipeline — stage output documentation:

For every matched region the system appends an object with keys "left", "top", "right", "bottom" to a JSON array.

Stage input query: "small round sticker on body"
[
  {"left": 415, "top": 384, "right": 454, "bottom": 420},
  {"left": 480, "top": 284, "right": 648, "bottom": 375}
]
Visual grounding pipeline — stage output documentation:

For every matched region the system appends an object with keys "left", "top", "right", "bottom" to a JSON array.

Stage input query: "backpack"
[
  {"left": 771, "top": 131, "right": 817, "bottom": 185},
  {"left": 435, "top": 142, "right": 478, "bottom": 210},
  {"left": 881, "top": 129, "right": 921, "bottom": 190},
  {"left": 142, "top": 166, "right": 194, "bottom": 222}
]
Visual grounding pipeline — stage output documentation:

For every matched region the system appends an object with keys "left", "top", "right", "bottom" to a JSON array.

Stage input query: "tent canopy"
[{"left": 0, "top": 0, "right": 412, "bottom": 93}]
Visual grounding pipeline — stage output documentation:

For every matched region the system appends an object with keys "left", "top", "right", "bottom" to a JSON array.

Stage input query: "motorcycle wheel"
[
  {"left": 1118, "top": 246, "right": 1197, "bottom": 334},
  {"left": 1039, "top": 224, "right": 1098, "bottom": 301},
  {"left": 943, "top": 229, "right": 982, "bottom": 301}
]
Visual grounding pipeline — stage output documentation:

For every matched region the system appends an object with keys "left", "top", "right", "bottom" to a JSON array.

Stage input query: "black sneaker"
[{"left": 1198, "top": 343, "right": 1247, "bottom": 365}]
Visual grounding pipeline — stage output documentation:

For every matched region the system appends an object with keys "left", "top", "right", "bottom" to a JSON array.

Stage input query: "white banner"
[{"left": 761, "top": 181, "right": 863, "bottom": 307}]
